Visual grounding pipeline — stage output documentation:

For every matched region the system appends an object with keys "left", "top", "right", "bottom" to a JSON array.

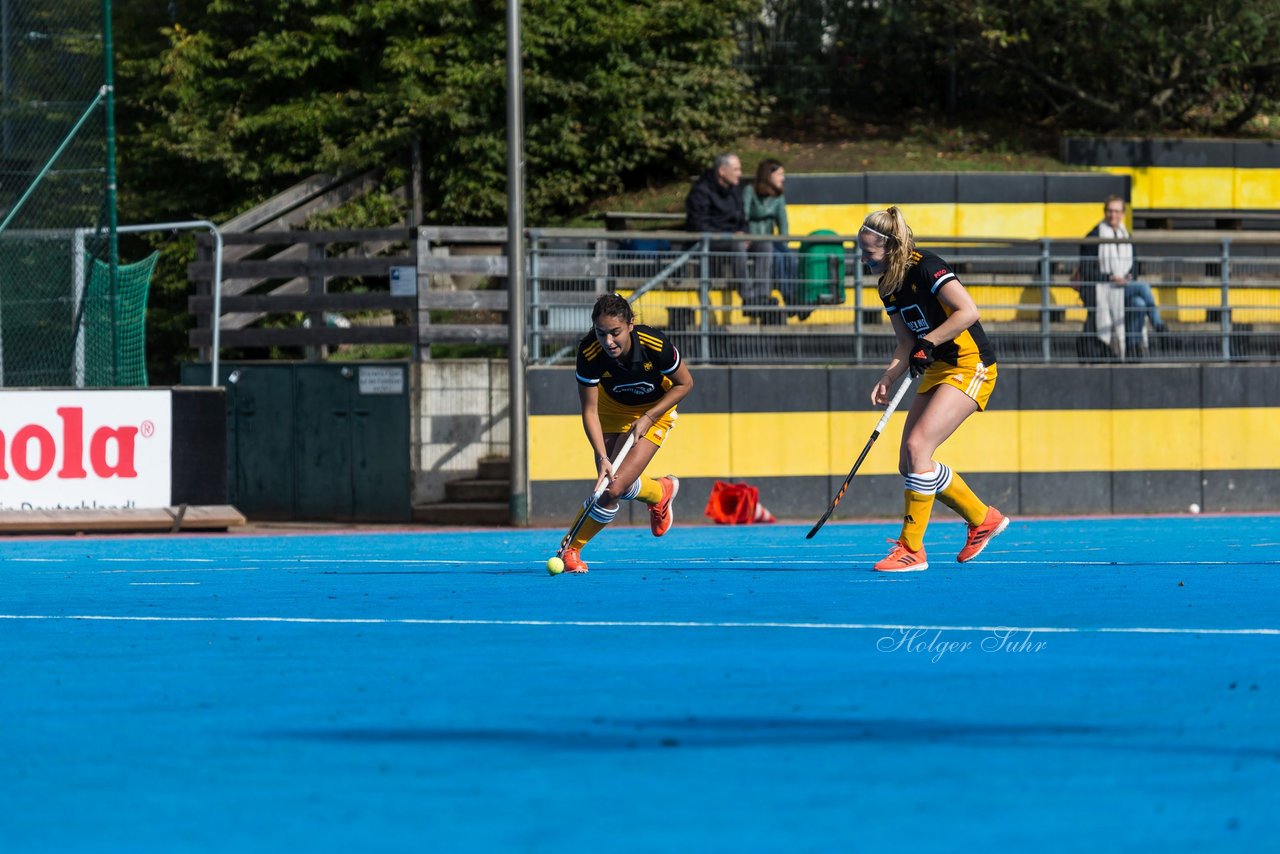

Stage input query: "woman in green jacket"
[{"left": 743, "top": 159, "right": 798, "bottom": 317}]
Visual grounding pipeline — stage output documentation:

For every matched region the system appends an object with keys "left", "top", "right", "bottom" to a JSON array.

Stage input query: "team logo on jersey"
[
  {"left": 612, "top": 381, "right": 655, "bottom": 396},
  {"left": 901, "top": 305, "right": 929, "bottom": 334},
  {"left": 643, "top": 361, "right": 653, "bottom": 371}
]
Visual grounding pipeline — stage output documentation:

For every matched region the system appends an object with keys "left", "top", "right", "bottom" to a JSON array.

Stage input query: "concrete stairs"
[{"left": 412, "top": 457, "right": 511, "bottom": 526}]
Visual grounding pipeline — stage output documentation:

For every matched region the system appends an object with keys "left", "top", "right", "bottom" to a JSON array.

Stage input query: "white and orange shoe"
[
  {"left": 560, "top": 547, "right": 589, "bottom": 574},
  {"left": 873, "top": 539, "right": 929, "bottom": 572},
  {"left": 649, "top": 475, "right": 680, "bottom": 537},
  {"left": 957, "top": 507, "right": 1010, "bottom": 563}
]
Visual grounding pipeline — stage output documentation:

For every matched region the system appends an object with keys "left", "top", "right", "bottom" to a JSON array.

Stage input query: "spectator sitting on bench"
[
  {"left": 743, "top": 158, "right": 802, "bottom": 317},
  {"left": 1097, "top": 195, "right": 1167, "bottom": 352},
  {"left": 685, "top": 152, "right": 779, "bottom": 322}
]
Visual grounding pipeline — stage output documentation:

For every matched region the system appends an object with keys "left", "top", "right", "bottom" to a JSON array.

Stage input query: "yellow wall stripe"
[
  {"left": 530, "top": 408, "right": 1280, "bottom": 481},
  {"left": 790, "top": 166, "right": 1280, "bottom": 241},
  {"left": 1102, "top": 165, "right": 1280, "bottom": 209},
  {"left": 789, "top": 202, "right": 1104, "bottom": 240}
]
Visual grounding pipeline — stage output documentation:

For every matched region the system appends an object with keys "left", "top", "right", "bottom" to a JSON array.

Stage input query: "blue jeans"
[{"left": 1124, "top": 280, "right": 1165, "bottom": 338}]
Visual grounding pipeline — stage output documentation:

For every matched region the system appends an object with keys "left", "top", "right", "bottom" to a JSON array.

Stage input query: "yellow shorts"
[
  {"left": 597, "top": 392, "right": 678, "bottom": 446},
  {"left": 918, "top": 355, "right": 997, "bottom": 411}
]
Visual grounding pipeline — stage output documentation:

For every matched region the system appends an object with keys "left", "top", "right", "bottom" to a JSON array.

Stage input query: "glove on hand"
[{"left": 909, "top": 337, "right": 935, "bottom": 376}]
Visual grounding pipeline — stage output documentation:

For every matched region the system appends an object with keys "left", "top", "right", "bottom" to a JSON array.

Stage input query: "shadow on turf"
[{"left": 259, "top": 717, "right": 1279, "bottom": 759}]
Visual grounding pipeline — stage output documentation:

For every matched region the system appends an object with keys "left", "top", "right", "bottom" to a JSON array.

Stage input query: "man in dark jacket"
[
  {"left": 686, "top": 153, "right": 746, "bottom": 234},
  {"left": 684, "top": 154, "right": 775, "bottom": 317}
]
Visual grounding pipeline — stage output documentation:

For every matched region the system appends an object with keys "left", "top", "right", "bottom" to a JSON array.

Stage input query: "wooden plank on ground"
[{"left": 0, "top": 505, "right": 246, "bottom": 534}]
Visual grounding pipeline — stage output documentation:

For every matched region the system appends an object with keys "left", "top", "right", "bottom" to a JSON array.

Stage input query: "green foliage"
[
  {"left": 746, "top": 0, "right": 1280, "bottom": 134},
  {"left": 114, "top": 1, "right": 759, "bottom": 377},
  {"left": 116, "top": 0, "right": 761, "bottom": 226},
  {"left": 946, "top": 0, "right": 1280, "bottom": 131}
]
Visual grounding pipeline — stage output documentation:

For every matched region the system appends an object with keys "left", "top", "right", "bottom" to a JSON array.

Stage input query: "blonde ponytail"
[{"left": 862, "top": 207, "right": 916, "bottom": 298}]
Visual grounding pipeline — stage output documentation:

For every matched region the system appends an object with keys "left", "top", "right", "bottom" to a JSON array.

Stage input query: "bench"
[
  {"left": 1133, "top": 208, "right": 1280, "bottom": 231},
  {"left": 596, "top": 211, "right": 687, "bottom": 231}
]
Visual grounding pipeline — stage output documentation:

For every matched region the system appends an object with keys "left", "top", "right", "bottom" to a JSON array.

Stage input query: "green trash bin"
[{"left": 799, "top": 229, "right": 846, "bottom": 305}]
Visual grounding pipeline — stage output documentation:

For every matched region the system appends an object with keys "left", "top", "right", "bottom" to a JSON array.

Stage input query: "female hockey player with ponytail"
[{"left": 858, "top": 207, "right": 1009, "bottom": 572}]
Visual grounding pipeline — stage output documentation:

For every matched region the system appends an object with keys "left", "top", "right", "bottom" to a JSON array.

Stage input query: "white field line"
[
  {"left": 128, "top": 582, "right": 201, "bottom": 586},
  {"left": 0, "top": 614, "right": 1276, "bottom": 635}
]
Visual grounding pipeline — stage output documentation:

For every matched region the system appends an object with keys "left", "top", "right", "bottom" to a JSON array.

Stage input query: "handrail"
[{"left": 176, "top": 225, "right": 1280, "bottom": 369}]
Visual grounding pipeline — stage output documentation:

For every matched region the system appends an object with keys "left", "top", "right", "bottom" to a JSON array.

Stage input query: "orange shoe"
[
  {"left": 873, "top": 539, "right": 929, "bottom": 572},
  {"left": 649, "top": 475, "right": 680, "bottom": 537},
  {"left": 560, "top": 547, "right": 588, "bottom": 574},
  {"left": 957, "top": 507, "right": 1010, "bottom": 563}
]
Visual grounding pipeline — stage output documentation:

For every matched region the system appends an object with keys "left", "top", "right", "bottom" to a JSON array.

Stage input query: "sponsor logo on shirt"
[
  {"left": 613, "top": 381, "right": 656, "bottom": 396},
  {"left": 901, "top": 305, "right": 929, "bottom": 334}
]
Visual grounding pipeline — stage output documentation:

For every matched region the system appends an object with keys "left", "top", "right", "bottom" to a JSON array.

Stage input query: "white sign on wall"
[
  {"left": 358, "top": 366, "right": 405, "bottom": 395},
  {"left": 0, "top": 390, "right": 172, "bottom": 511}
]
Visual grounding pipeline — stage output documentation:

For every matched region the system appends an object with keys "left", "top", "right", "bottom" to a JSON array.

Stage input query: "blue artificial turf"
[{"left": 2, "top": 514, "right": 1277, "bottom": 851}]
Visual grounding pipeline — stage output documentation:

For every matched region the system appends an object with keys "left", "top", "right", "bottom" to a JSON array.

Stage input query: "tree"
[
  {"left": 115, "top": 0, "right": 762, "bottom": 226},
  {"left": 743, "top": 0, "right": 1280, "bottom": 134},
  {"left": 961, "top": 0, "right": 1280, "bottom": 132}
]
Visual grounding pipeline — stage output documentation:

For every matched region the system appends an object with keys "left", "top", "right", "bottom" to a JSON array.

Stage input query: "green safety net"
[
  {"left": 0, "top": 0, "right": 118, "bottom": 388},
  {"left": 80, "top": 251, "right": 158, "bottom": 387},
  {"left": 0, "top": 245, "right": 154, "bottom": 388}
]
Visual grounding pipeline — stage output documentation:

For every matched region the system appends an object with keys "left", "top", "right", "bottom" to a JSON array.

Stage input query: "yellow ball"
[{"left": 546, "top": 556, "right": 565, "bottom": 575}]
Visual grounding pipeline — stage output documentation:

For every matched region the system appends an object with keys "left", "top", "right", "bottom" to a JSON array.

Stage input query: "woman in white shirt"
[{"left": 1098, "top": 197, "right": 1166, "bottom": 343}]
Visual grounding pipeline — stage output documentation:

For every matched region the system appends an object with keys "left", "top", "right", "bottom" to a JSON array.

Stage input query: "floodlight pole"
[
  {"left": 2, "top": 0, "right": 11, "bottom": 155},
  {"left": 506, "top": 0, "right": 529, "bottom": 526},
  {"left": 103, "top": 0, "right": 119, "bottom": 384}
]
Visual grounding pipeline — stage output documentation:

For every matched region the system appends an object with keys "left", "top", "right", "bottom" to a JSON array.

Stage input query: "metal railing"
[
  {"left": 526, "top": 229, "right": 1280, "bottom": 365},
  {"left": 180, "top": 226, "right": 1280, "bottom": 367}
]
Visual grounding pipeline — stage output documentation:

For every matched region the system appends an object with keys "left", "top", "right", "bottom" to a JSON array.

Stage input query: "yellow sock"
[
  {"left": 570, "top": 500, "right": 620, "bottom": 551},
  {"left": 937, "top": 470, "right": 987, "bottom": 526},
  {"left": 570, "top": 516, "right": 607, "bottom": 550},
  {"left": 636, "top": 477, "right": 663, "bottom": 505},
  {"left": 900, "top": 489, "right": 935, "bottom": 552}
]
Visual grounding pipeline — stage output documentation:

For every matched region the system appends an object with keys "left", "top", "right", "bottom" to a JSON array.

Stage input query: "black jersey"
[
  {"left": 880, "top": 248, "right": 997, "bottom": 366},
  {"left": 575, "top": 324, "right": 681, "bottom": 406}
]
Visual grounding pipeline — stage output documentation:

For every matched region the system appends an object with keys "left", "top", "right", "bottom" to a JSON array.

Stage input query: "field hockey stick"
[
  {"left": 806, "top": 373, "right": 914, "bottom": 539},
  {"left": 557, "top": 431, "right": 638, "bottom": 555}
]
